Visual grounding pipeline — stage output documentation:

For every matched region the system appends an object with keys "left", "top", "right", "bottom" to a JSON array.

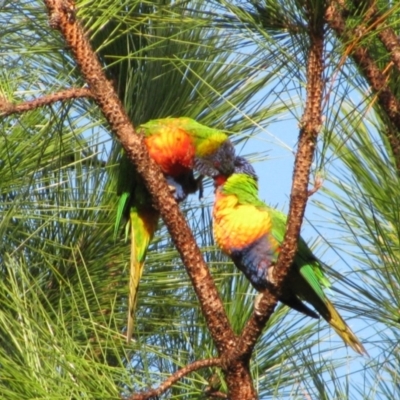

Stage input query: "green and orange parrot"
[
  {"left": 115, "top": 117, "right": 235, "bottom": 341},
  {"left": 212, "top": 158, "right": 367, "bottom": 355}
]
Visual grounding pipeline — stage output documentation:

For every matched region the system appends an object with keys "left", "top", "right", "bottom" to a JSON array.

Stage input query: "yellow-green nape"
[
  {"left": 223, "top": 172, "right": 258, "bottom": 192},
  {"left": 195, "top": 131, "right": 229, "bottom": 157},
  {"left": 221, "top": 173, "right": 265, "bottom": 208}
]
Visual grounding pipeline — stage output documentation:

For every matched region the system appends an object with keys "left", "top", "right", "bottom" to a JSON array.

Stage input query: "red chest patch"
[{"left": 145, "top": 127, "right": 196, "bottom": 177}]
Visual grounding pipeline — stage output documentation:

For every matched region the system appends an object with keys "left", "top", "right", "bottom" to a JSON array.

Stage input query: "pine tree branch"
[
  {"left": 129, "top": 358, "right": 222, "bottom": 400},
  {"left": 233, "top": 2, "right": 325, "bottom": 359},
  {"left": 0, "top": 87, "right": 92, "bottom": 116}
]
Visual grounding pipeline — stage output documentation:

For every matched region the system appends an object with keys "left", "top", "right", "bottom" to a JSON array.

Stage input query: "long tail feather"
[
  {"left": 126, "top": 209, "right": 158, "bottom": 342},
  {"left": 289, "top": 271, "right": 367, "bottom": 355},
  {"left": 324, "top": 299, "right": 368, "bottom": 356},
  {"left": 295, "top": 265, "right": 367, "bottom": 355},
  {"left": 126, "top": 219, "right": 144, "bottom": 342}
]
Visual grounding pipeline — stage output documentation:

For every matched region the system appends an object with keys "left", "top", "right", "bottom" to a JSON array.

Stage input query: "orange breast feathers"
[
  {"left": 145, "top": 127, "right": 196, "bottom": 177},
  {"left": 213, "top": 191, "right": 272, "bottom": 255}
]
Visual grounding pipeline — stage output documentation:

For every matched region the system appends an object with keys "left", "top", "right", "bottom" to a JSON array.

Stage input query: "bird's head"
[
  {"left": 195, "top": 140, "right": 236, "bottom": 178},
  {"left": 232, "top": 156, "right": 258, "bottom": 180},
  {"left": 213, "top": 156, "right": 258, "bottom": 191}
]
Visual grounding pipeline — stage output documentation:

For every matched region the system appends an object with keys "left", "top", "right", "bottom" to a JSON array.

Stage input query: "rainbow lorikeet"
[
  {"left": 212, "top": 160, "right": 367, "bottom": 355},
  {"left": 115, "top": 117, "right": 235, "bottom": 342}
]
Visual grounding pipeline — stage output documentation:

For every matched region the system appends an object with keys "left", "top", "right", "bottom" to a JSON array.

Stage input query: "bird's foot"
[
  {"left": 168, "top": 184, "right": 177, "bottom": 195},
  {"left": 254, "top": 293, "right": 264, "bottom": 316}
]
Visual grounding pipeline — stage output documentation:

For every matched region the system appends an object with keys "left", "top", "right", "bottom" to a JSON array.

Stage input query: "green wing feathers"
[{"left": 114, "top": 192, "right": 130, "bottom": 242}]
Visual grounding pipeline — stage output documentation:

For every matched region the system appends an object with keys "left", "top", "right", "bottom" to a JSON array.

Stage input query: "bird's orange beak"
[{"left": 213, "top": 174, "right": 228, "bottom": 188}]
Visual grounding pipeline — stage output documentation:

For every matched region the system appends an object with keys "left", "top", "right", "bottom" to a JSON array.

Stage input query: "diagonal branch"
[
  {"left": 42, "top": 0, "right": 236, "bottom": 356},
  {"left": 40, "top": 3, "right": 258, "bottom": 398},
  {"left": 370, "top": 5, "right": 400, "bottom": 72},
  {"left": 326, "top": 2, "right": 400, "bottom": 171},
  {"left": 233, "top": 3, "right": 325, "bottom": 359},
  {"left": 0, "top": 87, "right": 93, "bottom": 116},
  {"left": 129, "top": 358, "right": 222, "bottom": 400},
  {"left": 340, "top": 1, "right": 400, "bottom": 73}
]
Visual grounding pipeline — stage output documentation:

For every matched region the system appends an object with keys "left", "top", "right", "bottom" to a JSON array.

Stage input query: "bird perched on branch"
[
  {"left": 212, "top": 158, "right": 367, "bottom": 355},
  {"left": 115, "top": 117, "right": 235, "bottom": 341}
]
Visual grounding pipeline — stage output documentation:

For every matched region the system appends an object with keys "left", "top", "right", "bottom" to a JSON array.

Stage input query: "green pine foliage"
[{"left": 2, "top": 0, "right": 400, "bottom": 398}]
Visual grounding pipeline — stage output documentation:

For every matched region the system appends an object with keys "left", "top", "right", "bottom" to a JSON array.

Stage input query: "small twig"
[
  {"left": 128, "top": 358, "right": 222, "bottom": 400},
  {"left": 0, "top": 87, "right": 93, "bottom": 116},
  {"left": 308, "top": 175, "right": 324, "bottom": 197}
]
